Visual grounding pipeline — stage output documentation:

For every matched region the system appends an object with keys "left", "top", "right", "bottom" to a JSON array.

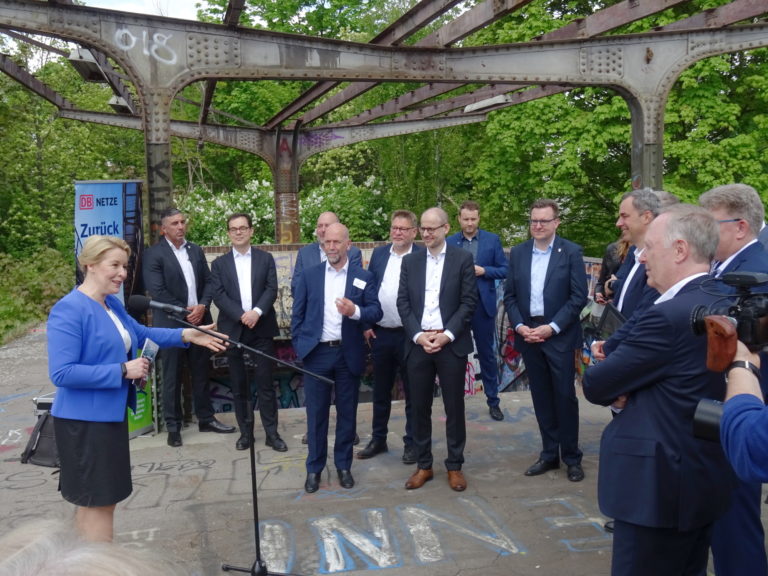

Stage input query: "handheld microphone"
[{"left": 128, "top": 295, "right": 190, "bottom": 316}]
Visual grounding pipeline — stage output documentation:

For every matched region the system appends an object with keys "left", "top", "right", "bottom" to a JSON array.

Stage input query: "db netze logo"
[{"left": 79, "top": 195, "right": 95, "bottom": 210}]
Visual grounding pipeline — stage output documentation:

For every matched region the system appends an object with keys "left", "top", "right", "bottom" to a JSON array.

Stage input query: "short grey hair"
[
  {"left": 699, "top": 183, "right": 764, "bottom": 239},
  {"left": 661, "top": 204, "right": 719, "bottom": 264},
  {"left": 621, "top": 188, "right": 661, "bottom": 218}
]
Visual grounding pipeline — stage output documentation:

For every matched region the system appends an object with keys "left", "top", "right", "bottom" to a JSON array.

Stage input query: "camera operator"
[{"left": 721, "top": 340, "right": 768, "bottom": 483}]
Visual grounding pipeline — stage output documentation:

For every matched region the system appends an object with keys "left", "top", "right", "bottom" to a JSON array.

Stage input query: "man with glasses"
[
  {"left": 699, "top": 183, "right": 768, "bottom": 576},
  {"left": 143, "top": 208, "right": 235, "bottom": 447},
  {"left": 291, "top": 211, "right": 363, "bottom": 296},
  {"left": 448, "top": 200, "right": 508, "bottom": 421},
  {"left": 397, "top": 207, "right": 477, "bottom": 492},
  {"left": 210, "top": 213, "right": 286, "bottom": 452},
  {"left": 503, "top": 199, "right": 588, "bottom": 482},
  {"left": 357, "top": 210, "right": 424, "bottom": 464}
]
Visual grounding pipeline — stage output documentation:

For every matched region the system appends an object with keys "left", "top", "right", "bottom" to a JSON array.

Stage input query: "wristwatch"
[{"left": 120, "top": 362, "right": 127, "bottom": 377}]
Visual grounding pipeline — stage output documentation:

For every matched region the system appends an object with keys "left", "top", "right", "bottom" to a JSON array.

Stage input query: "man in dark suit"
[
  {"left": 503, "top": 199, "right": 588, "bottom": 482},
  {"left": 699, "top": 183, "right": 768, "bottom": 576},
  {"left": 447, "top": 200, "right": 508, "bottom": 421},
  {"left": 290, "top": 211, "right": 363, "bottom": 296},
  {"left": 607, "top": 189, "right": 661, "bottom": 318},
  {"left": 397, "top": 207, "right": 478, "bottom": 492},
  {"left": 210, "top": 213, "right": 286, "bottom": 452},
  {"left": 143, "top": 208, "right": 235, "bottom": 447},
  {"left": 357, "top": 210, "right": 423, "bottom": 464},
  {"left": 291, "top": 223, "right": 382, "bottom": 493},
  {"left": 583, "top": 204, "right": 732, "bottom": 576}
]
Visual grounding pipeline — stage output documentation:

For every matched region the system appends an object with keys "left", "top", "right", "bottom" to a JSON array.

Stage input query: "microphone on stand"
[{"left": 127, "top": 294, "right": 190, "bottom": 317}]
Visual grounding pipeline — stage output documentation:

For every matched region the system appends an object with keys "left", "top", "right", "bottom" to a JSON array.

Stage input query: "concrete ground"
[{"left": 0, "top": 325, "right": 747, "bottom": 575}]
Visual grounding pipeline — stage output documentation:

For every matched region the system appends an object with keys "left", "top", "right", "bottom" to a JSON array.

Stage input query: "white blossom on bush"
[{"left": 175, "top": 181, "right": 275, "bottom": 245}]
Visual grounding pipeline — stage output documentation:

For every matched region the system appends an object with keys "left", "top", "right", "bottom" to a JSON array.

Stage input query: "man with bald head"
[
  {"left": 291, "top": 223, "right": 382, "bottom": 493},
  {"left": 291, "top": 211, "right": 363, "bottom": 296},
  {"left": 397, "top": 207, "right": 478, "bottom": 492},
  {"left": 583, "top": 205, "right": 732, "bottom": 576}
]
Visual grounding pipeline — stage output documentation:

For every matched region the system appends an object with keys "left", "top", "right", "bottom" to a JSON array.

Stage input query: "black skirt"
[{"left": 53, "top": 416, "right": 132, "bottom": 507}]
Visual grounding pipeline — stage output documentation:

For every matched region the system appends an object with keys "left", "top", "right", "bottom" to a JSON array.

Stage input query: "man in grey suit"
[
  {"left": 210, "top": 213, "right": 286, "bottom": 452},
  {"left": 397, "top": 207, "right": 478, "bottom": 492},
  {"left": 143, "top": 208, "right": 235, "bottom": 447}
]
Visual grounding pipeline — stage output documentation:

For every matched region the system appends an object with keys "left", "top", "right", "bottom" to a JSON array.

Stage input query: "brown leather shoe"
[
  {"left": 447, "top": 470, "right": 467, "bottom": 492},
  {"left": 405, "top": 468, "right": 433, "bottom": 490}
]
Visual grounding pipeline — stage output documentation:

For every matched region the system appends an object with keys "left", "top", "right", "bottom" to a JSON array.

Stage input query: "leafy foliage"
[
  {"left": 0, "top": 249, "right": 73, "bottom": 345},
  {"left": 175, "top": 181, "right": 277, "bottom": 245},
  {"left": 299, "top": 176, "right": 391, "bottom": 242}
]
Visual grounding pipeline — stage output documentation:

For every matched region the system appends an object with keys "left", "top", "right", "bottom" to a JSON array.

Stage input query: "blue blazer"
[
  {"left": 719, "top": 240, "right": 768, "bottom": 279},
  {"left": 447, "top": 229, "right": 508, "bottom": 317},
  {"left": 291, "top": 261, "right": 382, "bottom": 376},
  {"left": 48, "top": 289, "right": 186, "bottom": 422},
  {"left": 396, "top": 244, "right": 478, "bottom": 359},
  {"left": 290, "top": 242, "right": 363, "bottom": 296},
  {"left": 583, "top": 276, "right": 732, "bottom": 530},
  {"left": 503, "top": 235, "right": 588, "bottom": 353}
]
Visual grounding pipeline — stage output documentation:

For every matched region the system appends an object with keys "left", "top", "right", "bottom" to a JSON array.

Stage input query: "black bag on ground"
[{"left": 21, "top": 411, "right": 60, "bottom": 468}]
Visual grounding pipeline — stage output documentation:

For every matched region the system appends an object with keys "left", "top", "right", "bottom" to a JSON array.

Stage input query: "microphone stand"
[{"left": 168, "top": 313, "right": 332, "bottom": 576}]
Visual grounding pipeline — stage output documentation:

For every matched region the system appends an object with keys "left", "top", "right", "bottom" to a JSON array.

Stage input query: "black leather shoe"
[
  {"left": 402, "top": 445, "right": 417, "bottom": 465},
  {"left": 567, "top": 463, "right": 585, "bottom": 482},
  {"left": 301, "top": 433, "right": 307, "bottom": 445},
  {"left": 356, "top": 440, "right": 388, "bottom": 459},
  {"left": 337, "top": 469, "right": 354, "bottom": 489},
  {"left": 266, "top": 435, "right": 288, "bottom": 452},
  {"left": 524, "top": 458, "right": 560, "bottom": 476},
  {"left": 353, "top": 433, "right": 360, "bottom": 446},
  {"left": 305, "top": 472, "right": 321, "bottom": 493},
  {"left": 489, "top": 405, "right": 504, "bottom": 421},
  {"left": 167, "top": 431, "right": 182, "bottom": 447},
  {"left": 235, "top": 435, "right": 252, "bottom": 451},
  {"left": 199, "top": 419, "right": 236, "bottom": 433},
  {"left": 604, "top": 520, "right": 615, "bottom": 533}
]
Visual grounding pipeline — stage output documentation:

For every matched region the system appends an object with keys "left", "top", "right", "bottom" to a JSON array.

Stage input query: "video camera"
[{"left": 690, "top": 271, "right": 768, "bottom": 442}]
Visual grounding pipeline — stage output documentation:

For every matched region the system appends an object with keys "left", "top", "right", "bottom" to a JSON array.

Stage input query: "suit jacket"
[
  {"left": 447, "top": 229, "right": 508, "bottom": 317},
  {"left": 583, "top": 276, "right": 732, "bottom": 531},
  {"left": 396, "top": 244, "right": 478, "bottom": 359},
  {"left": 210, "top": 247, "right": 279, "bottom": 341},
  {"left": 142, "top": 238, "right": 213, "bottom": 328},
  {"left": 48, "top": 290, "right": 185, "bottom": 421},
  {"left": 719, "top": 240, "right": 768, "bottom": 279},
  {"left": 291, "top": 242, "right": 363, "bottom": 295},
  {"left": 503, "top": 235, "right": 588, "bottom": 353},
  {"left": 291, "top": 261, "right": 382, "bottom": 375},
  {"left": 758, "top": 224, "right": 768, "bottom": 250},
  {"left": 612, "top": 246, "right": 652, "bottom": 318}
]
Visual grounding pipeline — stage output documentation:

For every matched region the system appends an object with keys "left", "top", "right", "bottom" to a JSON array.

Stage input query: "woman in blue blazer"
[{"left": 47, "top": 235, "right": 225, "bottom": 542}]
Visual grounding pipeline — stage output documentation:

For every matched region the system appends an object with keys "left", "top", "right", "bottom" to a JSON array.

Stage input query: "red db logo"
[{"left": 80, "top": 195, "right": 94, "bottom": 210}]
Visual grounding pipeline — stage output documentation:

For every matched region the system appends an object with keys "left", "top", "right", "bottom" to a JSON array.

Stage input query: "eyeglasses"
[
  {"left": 391, "top": 226, "right": 415, "bottom": 233},
  {"left": 716, "top": 218, "right": 741, "bottom": 224},
  {"left": 419, "top": 224, "right": 446, "bottom": 235},
  {"left": 529, "top": 218, "right": 557, "bottom": 226},
  {"left": 228, "top": 226, "right": 252, "bottom": 234}
]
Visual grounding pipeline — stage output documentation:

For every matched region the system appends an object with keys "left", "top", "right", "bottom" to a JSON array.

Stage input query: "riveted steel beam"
[{"left": 3, "top": 0, "right": 768, "bottom": 238}]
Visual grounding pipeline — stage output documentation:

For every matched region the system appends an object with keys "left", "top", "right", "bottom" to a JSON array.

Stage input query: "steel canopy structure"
[{"left": 0, "top": 0, "right": 767, "bottom": 242}]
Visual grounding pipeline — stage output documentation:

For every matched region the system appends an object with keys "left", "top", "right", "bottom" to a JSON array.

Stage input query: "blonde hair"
[
  {"left": 0, "top": 519, "right": 184, "bottom": 576},
  {"left": 78, "top": 236, "right": 130, "bottom": 275}
]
